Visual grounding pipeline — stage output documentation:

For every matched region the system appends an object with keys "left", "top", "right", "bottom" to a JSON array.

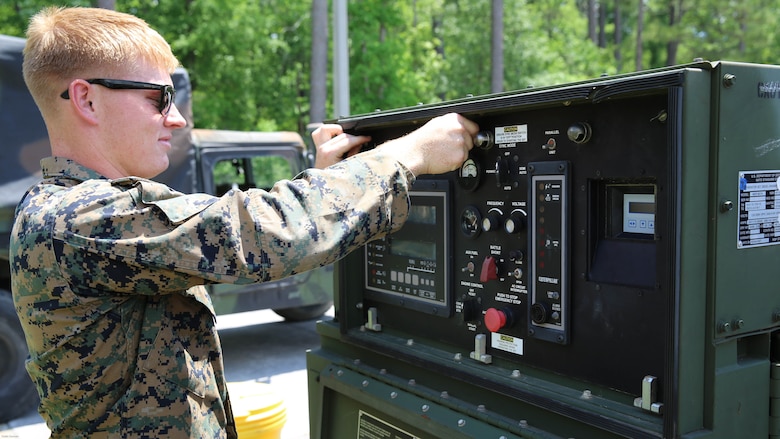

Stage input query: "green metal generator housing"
[{"left": 307, "top": 61, "right": 780, "bottom": 439}]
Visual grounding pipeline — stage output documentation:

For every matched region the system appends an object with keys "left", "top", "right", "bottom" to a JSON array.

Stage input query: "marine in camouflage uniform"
[
  {"left": 11, "top": 150, "right": 413, "bottom": 438},
  {"left": 15, "top": 5, "right": 477, "bottom": 436}
]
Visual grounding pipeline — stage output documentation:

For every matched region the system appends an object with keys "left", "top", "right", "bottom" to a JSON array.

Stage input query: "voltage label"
[{"left": 738, "top": 170, "right": 780, "bottom": 248}]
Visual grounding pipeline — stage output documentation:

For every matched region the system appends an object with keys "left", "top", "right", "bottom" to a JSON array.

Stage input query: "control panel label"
[
  {"left": 495, "top": 124, "right": 528, "bottom": 144},
  {"left": 357, "top": 411, "right": 418, "bottom": 439},
  {"left": 738, "top": 170, "right": 780, "bottom": 248},
  {"left": 491, "top": 332, "right": 524, "bottom": 355}
]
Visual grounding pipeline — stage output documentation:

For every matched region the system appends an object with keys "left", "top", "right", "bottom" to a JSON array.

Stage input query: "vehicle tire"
[
  {"left": 0, "top": 290, "right": 39, "bottom": 424},
  {"left": 272, "top": 301, "right": 333, "bottom": 322}
]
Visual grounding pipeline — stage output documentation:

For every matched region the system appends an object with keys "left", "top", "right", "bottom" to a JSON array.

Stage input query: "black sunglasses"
[{"left": 60, "top": 78, "right": 176, "bottom": 116}]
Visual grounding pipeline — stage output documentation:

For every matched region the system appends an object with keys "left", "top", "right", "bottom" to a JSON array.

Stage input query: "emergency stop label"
[
  {"left": 495, "top": 124, "right": 528, "bottom": 144},
  {"left": 738, "top": 170, "right": 780, "bottom": 248}
]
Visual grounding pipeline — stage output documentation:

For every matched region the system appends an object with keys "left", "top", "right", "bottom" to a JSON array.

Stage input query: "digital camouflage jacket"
[{"left": 10, "top": 152, "right": 413, "bottom": 438}]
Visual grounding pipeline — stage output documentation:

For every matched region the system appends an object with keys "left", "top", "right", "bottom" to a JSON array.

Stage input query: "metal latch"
[
  {"left": 364, "top": 307, "right": 382, "bottom": 331},
  {"left": 633, "top": 375, "right": 664, "bottom": 414}
]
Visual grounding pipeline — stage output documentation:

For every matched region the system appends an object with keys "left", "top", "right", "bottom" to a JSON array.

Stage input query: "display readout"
[
  {"left": 622, "top": 193, "right": 656, "bottom": 235},
  {"left": 364, "top": 181, "right": 450, "bottom": 315}
]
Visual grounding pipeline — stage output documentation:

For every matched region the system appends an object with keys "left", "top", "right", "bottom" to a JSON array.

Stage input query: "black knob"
[
  {"left": 481, "top": 210, "right": 502, "bottom": 232},
  {"left": 461, "top": 299, "right": 480, "bottom": 323},
  {"left": 475, "top": 131, "right": 494, "bottom": 149},
  {"left": 567, "top": 122, "right": 592, "bottom": 144},
  {"left": 495, "top": 157, "right": 510, "bottom": 186},
  {"left": 530, "top": 302, "right": 551, "bottom": 324},
  {"left": 504, "top": 211, "right": 527, "bottom": 234}
]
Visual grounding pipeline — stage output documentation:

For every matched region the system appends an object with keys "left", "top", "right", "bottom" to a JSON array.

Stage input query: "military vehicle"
[{"left": 0, "top": 34, "right": 332, "bottom": 423}]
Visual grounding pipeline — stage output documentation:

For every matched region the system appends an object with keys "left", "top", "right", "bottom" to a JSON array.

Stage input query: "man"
[{"left": 12, "top": 6, "right": 478, "bottom": 439}]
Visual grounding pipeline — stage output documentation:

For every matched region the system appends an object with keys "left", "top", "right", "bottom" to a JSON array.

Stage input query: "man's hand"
[
  {"left": 379, "top": 113, "right": 479, "bottom": 176},
  {"left": 311, "top": 124, "right": 371, "bottom": 169}
]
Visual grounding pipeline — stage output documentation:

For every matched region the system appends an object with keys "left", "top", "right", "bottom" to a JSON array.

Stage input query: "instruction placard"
[
  {"left": 357, "top": 410, "right": 419, "bottom": 439},
  {"left": 738, "top": 170, "right": 780, "bottom": 248}
]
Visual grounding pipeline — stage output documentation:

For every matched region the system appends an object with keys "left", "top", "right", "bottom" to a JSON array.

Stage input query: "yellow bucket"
[{"left": 228, "top": 381, "right": 287, "bottom": 439}]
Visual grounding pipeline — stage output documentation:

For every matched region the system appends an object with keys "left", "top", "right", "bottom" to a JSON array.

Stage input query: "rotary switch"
[
  {"left": 495, "top": 157, "right": 510, "bottom": 186},
  {"left": 482, "top": 209, "right": 503, "bottom": 232},
  {"left": 504, "top": 210, "right": 527, "bottom": 234}
]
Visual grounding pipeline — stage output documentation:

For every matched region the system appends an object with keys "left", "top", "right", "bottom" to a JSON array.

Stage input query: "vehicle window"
[{"left": 213, "top": 156, "right": 293, "bottom": 196}]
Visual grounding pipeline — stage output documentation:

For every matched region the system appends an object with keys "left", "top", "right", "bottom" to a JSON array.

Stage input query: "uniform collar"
[{"left": 41, "top": 156, "right": 107, "bottom": 182}]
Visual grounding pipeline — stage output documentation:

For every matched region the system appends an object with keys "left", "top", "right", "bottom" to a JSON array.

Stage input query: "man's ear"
[{"left": 67, "top": 80, "right": 99, "bottom": 125}]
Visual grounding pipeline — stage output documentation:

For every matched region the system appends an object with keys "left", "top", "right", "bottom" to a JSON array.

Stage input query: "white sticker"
[
  {"left": 495, "top": 125, "right": 528, "bottom": 144},
  {"left": 491, "top": 332, "right": 524, "bottom": 355},
  {"left": 738, "top": 170, "right": 780, "bottom": 249}
]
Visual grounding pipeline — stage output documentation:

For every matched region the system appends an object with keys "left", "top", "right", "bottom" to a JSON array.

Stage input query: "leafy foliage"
[{"left": 2, "top": 0, "right": 778, "bottom": 133}]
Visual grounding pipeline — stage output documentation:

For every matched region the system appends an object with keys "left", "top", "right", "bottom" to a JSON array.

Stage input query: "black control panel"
[
  {"left": 313, "top": 61, "right": 780, "bottom": 439},
  {"left": 344, "top": 88, "right": 672, "bottom": 398}
]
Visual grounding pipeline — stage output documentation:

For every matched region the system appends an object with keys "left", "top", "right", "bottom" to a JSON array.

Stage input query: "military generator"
[{"left": 307, "top": 60, "right": 780, "bottom": 438}]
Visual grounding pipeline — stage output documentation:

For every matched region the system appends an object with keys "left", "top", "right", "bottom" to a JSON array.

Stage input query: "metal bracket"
[
  {"left": 633, "top": 375, "right": 664, "bottom": 414},
  {"left": 469, "top": 334, "right": 492, "bottom": 364},
  {"left": 364, "top": 307, "right": 382, "bottom": 332}
]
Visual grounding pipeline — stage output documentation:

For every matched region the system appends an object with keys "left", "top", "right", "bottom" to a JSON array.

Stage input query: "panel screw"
[
  {"left": 723, "top": 73, "right": 737, "bottom": 88},
  {"left": 717, "top": 321, "right": 731, "bottom": 333},
  {"left": 721, "top": 200, "right": 734, "bottom": 213}
]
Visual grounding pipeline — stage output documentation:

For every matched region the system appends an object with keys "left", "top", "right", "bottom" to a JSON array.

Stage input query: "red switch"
[
  {"left": 484, "top": 308, "right": 507, "bottom": 332},
  {"left": 480, "top": 256, "right": 498, "bottom": 282}
]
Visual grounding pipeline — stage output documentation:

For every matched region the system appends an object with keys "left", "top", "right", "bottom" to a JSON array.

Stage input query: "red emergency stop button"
[{"left": 484, "top": 308, "right": 507, "bottom": 332}]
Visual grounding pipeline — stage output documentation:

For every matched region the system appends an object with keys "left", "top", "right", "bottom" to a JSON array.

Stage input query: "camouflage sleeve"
[{"left": 54, "top": 147, "right": 413, "bottom": 293}]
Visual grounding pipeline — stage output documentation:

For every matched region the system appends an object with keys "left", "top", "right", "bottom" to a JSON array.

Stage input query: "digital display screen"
[
  {"left": 390, "top": 239, "right": 436, "bottom": 260},
  {"left": 364, "top": 182, "right": 450, "bottom": 316},
  {"left": 621, "top": 192, "right": 656, "bottom": 236},
  {"left": 408, "top": 205, "right": 436, "bottom": 225},
  {"left": 629, "top": 201, "right": 656, "bottom": 214}
]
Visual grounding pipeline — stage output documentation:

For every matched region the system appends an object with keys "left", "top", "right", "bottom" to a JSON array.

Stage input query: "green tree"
[{"left": 3, "top": 0, "right": 779, "bottom": 134}]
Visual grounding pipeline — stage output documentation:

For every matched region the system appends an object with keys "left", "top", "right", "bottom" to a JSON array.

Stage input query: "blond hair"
[{"left": 23, "top": 6, "right": 179, "bottom": 111}]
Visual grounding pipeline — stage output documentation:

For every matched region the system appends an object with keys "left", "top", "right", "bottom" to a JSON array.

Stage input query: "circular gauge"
[
  {"left": 460, "top": 206, "right": 482, "bottom": 238},
  {"left": 458, "top": 158, "right": 481, "bottom": 191}
]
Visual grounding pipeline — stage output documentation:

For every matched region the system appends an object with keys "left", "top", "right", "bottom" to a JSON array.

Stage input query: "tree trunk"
[
  {"left": 491, "top": 0, "right": 504, "bottom": 93},
  {"left": 309, "top": 0, "right": 328, "bottom": 124},
  {"left": 635, "top": 0, "right": 644, "bottom": 71},
  {"left": 598, "top": 1, "right": 607, "bottom": 48},
  {"left": 96, "top": 0, "right": 115, "bottom": 9},
  {"left": 614, "top": 0, "right": 623, "bottom": 72},
  {"left": 588, "top": 0, "right": 598, "bottom": 44},
  {"left": 666, "top": 0, "right": 683, "bottom": 66}
]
